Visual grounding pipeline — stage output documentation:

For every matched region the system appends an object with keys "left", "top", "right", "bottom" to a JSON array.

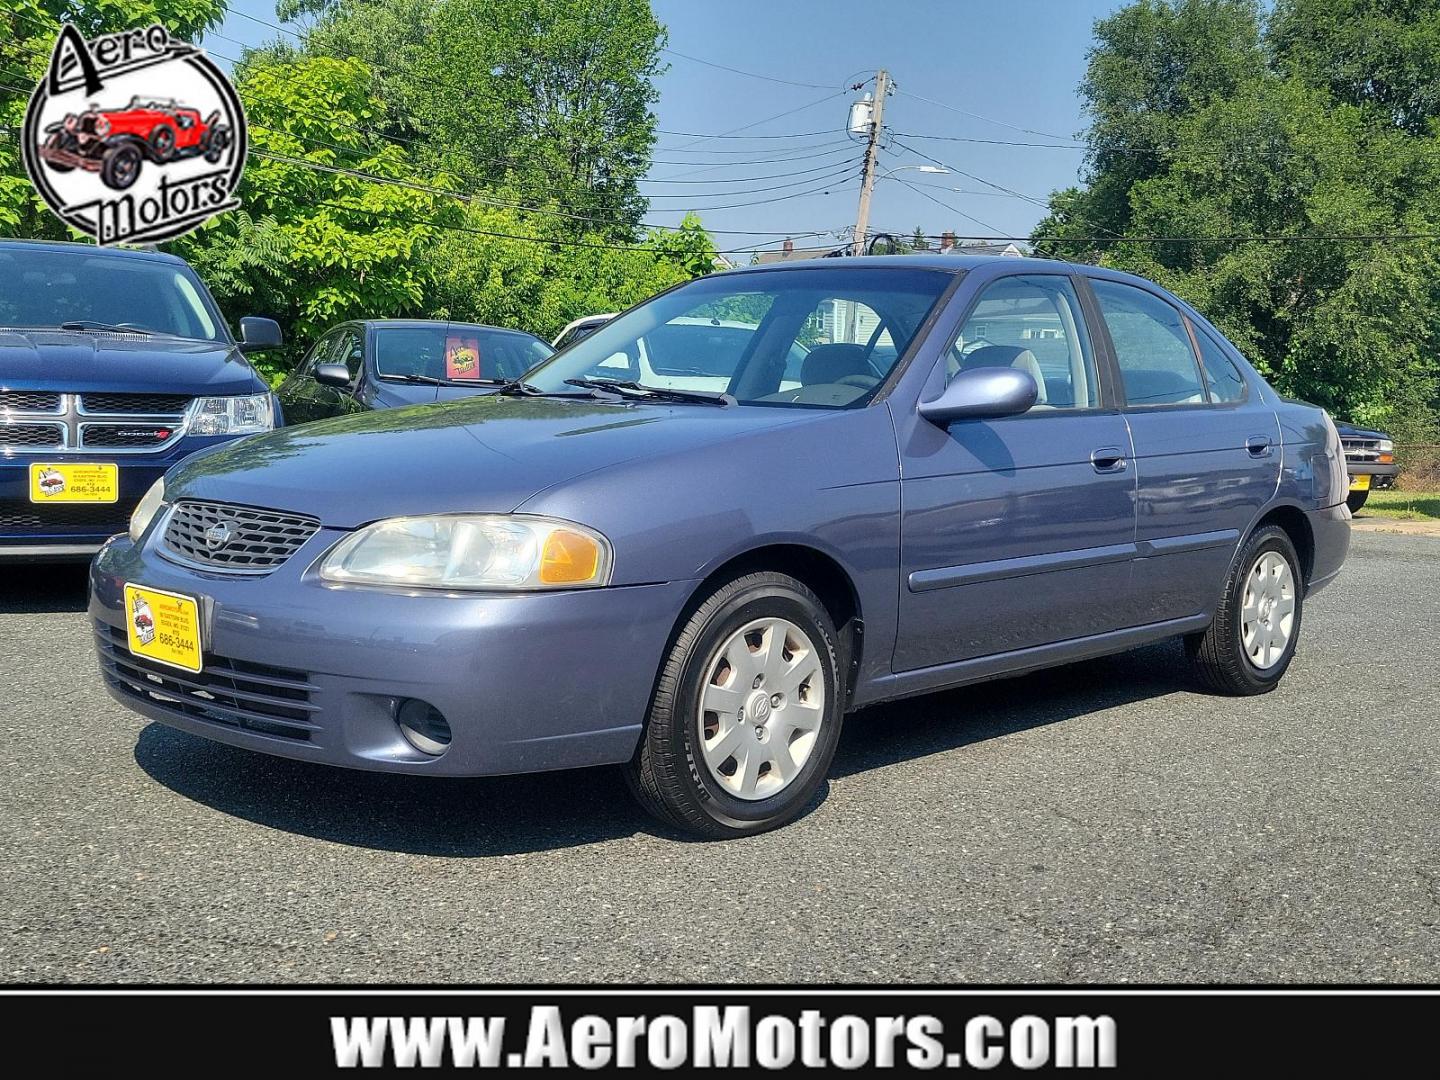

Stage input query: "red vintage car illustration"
[{"left": 39, "top": 96, "right": 233, "bottom": 191}]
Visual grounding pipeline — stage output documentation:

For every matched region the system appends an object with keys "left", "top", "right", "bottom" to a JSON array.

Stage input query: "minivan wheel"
[
  {"left": 625, "top": 572, "right": 843, "bottom": 838},
  {"left": 1186, "top": 525, "right": 1303, "bottom": 695}
]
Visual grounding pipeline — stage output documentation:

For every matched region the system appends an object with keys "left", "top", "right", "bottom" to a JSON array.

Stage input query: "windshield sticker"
[
  {"left": 446, "top": 336, "right": 482, "bottom": 380},
  {"left": 20, "top": 23, "right": 246, "bottom": 245}
]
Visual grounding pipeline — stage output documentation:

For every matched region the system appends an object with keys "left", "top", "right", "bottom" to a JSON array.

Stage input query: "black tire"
[
  {"left": 1345, "top": 489, "right": 1369, "bottom": 515},
  {"left": 42, "top": 133, "right": 74, "bottom": 171},
  {"left": 99, "top": 143, "right": 142, "bottom": 190},
  {"left": 625, "top": 572, "right": 844, "bottom": 838},
  {"left": 1185, "top": 525, "right": 1303, "bottom": 695},
  {"left": 148, "top": 123, "right": 176, "bottom": 161}
]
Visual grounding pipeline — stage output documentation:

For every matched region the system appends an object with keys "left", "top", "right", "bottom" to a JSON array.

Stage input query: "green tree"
[
  {"left": 289, "top": 0, "right": 666, "bottom": 235},
  {"left": 910, "top": 226, "right": 930, "bottom": 251},
  {"left": 171, "top": 54, "right": 454, "bottom": 379},
  {"left": 1035, "top": 0, "right": 1440, "bottom": 439}
]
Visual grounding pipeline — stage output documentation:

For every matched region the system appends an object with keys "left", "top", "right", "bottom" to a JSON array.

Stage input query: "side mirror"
[
  {"left": 314, "top": 363, "right": 353, "bottom": 389},
  {"left": 238, "top": 316, "right": 283, "bottom": 354},
  {"left": 918, "top": 366, "right": 1038, "bottom": 425}
]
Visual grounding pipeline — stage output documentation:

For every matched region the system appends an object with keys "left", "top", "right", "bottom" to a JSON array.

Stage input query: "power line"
[
  {"left": 890, "top": 86, "right": 1072, "bottom": 142},
  {"left": 654, "top": 127, "right": 842, "bottom": 140},
  {"left": 886, "top": 138, "right": 1052, "bottom": 210},
  {"left": 661, "top": 48, "right": 841, "bottom": 91},
  {"left": 888, "top": 175, "right": 1006, "bottom": 238},
  {"left": 888, "top": 130, "right": 1086, "bottom": 150}
]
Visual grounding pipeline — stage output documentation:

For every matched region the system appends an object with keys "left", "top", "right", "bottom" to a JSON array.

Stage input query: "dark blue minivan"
[{"left": 0, "top": 240, "right": 282, "bottom": 561}]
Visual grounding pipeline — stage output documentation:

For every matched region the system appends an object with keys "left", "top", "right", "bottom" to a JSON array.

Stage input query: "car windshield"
[
  {"left": 0, "top": 247, "right": 227, "bottom": 342},
  {"left": 523, "top": 266, "right": 955, "bottom": 408},
  {"left": 373, "top": 325, "right": 553, "bottom": 383}
]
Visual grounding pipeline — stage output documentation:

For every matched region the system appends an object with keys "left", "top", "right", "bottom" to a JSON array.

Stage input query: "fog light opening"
[{"left": 396, "top": 699, "right": 452, "bottom": 756}]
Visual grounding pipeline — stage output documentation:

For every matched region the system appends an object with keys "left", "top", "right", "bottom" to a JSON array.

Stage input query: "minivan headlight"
[
  {"left": 129, "top": 478, "right": 167, "bottom": 542},
  {"left": 188, "top": 394, "right": 274, "bottom": 436},
  {"left": 318, "top": 515, "right": 613, "bottom": 591}
]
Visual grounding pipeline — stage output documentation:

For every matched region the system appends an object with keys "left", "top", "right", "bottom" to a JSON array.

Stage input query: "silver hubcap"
[
  {"left": 697, "top": 617, "right": 825, "bottom": 801},
  {"left": 1241, "top": 551, "right": 1296, "bottom": 670}
]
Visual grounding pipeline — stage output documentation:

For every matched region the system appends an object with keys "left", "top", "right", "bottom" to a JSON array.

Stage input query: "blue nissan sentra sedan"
[{"left": 91, "top": 256, "right": 1351, "bottom": 838}]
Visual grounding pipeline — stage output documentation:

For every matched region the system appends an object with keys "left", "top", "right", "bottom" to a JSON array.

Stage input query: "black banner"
[{"left": 4, "top": 987, "right": 1434, "bottom": 1070}]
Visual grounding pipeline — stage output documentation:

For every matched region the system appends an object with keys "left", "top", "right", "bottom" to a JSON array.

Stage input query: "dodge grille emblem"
[{"left": 203, "top": 521, "right": 234, "bottom": 551}]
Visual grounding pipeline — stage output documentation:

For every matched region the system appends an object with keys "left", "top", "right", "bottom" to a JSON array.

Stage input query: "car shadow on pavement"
[
  {"left": 831, "top": 639, "right": 1191, "bottom": 778},
  {"left": 0, "top": 564, "right": 90, "bottom": 614},
  {"left": 133, "top": 723, "right": 658, "bottom": 856},
  {"left": 133, "top": 639, "right": 1195, "bottom": 857}
]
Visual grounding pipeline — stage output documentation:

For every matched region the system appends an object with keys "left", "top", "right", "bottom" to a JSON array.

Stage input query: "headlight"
[
  {"left": 188, "top": 394, "right": 274, "bottom": 436},
  {"left": 93, "top": 115, "right": 110, "bottom": 136},
  {"left": 129, "top": 478, "right": 167, "bottom": 542},
  {"left": 1376, "top": 439, "right": 1394, "bottom": 453},
  {"left": 318, "top": 515, "right": 613, "bottom": 591}
]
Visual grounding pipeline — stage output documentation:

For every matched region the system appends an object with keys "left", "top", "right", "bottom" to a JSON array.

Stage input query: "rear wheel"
[
  {"left": 1186, "top": 525, "right": 1303, "bottom": 695},
  {"left": 99, "top": 143, "right": 142, "bottom": 190},
  {"left": 625, "top": 572, "right": 843, "bottom": 838},
  {"left": 1345, "top": 489, "right": 1369, "bottom": 515},
  {"left": 148, "top": 124, "right": 176, "bottom": 161}
]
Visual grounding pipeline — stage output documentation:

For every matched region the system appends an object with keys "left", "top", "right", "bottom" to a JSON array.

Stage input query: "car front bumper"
[
  {"left": 1345, "top": 460, "right": 1398, "bottom": 490},
  {"left": 90, "top": 533, "right": 692, "bottom": 777},
  {"left": 0, "top": 437, "right": 240, "bottom": 562}
]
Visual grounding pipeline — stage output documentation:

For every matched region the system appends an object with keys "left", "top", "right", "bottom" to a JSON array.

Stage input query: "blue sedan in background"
[
  {"left": 92, "top": 256, "right": 1351, "bottom": 837},
  {"left": 276, "top": 319, "right": 554, "bottom": 425}
]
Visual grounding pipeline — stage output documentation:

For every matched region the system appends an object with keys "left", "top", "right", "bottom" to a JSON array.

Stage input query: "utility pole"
[{"left": 851, "top": 68, "right": 889, "bottom": 256}]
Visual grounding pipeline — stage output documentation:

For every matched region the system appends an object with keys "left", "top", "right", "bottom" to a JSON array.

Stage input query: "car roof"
[
  {"left": 722, "top": 253, "right": 1065, "bottom": 275},
  {"left": 0, "top": 238, "right": 188, "bottom": 265}
]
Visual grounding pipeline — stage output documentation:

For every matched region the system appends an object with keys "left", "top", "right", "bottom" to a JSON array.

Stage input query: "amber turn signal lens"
[
  {"left": 1378, "top": 453, "right": 1394, "bottom": 464},
  {"left": 539, "top": 529, "right": 602, "bottom": 585}
]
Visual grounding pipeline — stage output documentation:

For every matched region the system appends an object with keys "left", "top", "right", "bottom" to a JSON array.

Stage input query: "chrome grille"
[
  {"left": 0, "top": 423, "right": 63, "bottom": 448},
  {"left": 1342, "top": 437, "right": 1381, "bottom": 461},
  {"left": 0, "top": 392, "right": 188, "bottom": 453},
  {"left": 95, "top": 621, "right": 320, "bottom": 742},
  {"left": 162, "top": 500, "right": 321, "bottom": 573},
  {"left": 80, "top": 393, "right": 189, "bottom": 415},
  {"left": 0, "top": 391, "right": 61, "bottom": 413},
  {"left": 80, "top": 423, "right": 178, "bottom": 448}
]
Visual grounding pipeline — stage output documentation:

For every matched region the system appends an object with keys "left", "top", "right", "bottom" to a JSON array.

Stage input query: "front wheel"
[
  {"left": 1346, "top": 489, "right": 1369, "bottom": 515},
  {"left": 625, "top": 572, "right": 844, "bottom": 838},
  {"left": 1186, "top": 525, "right": 1303, "bottom": 695},
  {"left": 99, "top": 143, "right": 142, "bottom": 190}
]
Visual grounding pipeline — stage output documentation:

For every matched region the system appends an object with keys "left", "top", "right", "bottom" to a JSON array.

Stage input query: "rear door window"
[{"left": 1091, "top": 280, "right": 1206, "bottom": 406}]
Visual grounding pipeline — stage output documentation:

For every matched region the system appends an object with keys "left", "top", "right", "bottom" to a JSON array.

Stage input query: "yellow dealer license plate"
[
  {"left": 29, "top": 462, "right": 118, "bottom": 503},
  {"left": 1349, "top": 473, "right": 1371, "bottom": 492},
  {"left": 124, "top": 584, "right": 203, "bottom": 674}
]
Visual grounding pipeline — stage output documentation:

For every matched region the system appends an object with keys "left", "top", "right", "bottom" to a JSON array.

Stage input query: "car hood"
[
  {"left": 167, "top": 393, "right": 822, "bottom": 527},
  {"left": 0, "top": 330, "right": 265, "bottom": 395},
  {"left": 1333, "top": 421, "right": 1389, "bottom": 440},
  {"left": 365, "top": 380, "right": 502, "bottom": 408}
]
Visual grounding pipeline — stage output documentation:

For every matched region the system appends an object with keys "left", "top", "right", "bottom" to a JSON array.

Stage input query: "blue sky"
[{"left": 210, "top": 0, "right": 1127, "bottom": 254}]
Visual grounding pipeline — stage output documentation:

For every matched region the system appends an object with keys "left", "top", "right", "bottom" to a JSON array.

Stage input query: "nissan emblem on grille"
[
  {"left": 203, "top": 521, "right": 234, "bottom": 551},
  {"left": 161, "top": 500, "right": 320, "bottom": 573}
]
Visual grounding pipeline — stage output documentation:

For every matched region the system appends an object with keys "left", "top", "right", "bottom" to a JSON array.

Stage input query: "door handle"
[
  {"left": 1091, "top": 447, "right": 1127, "bottom": 473},
  {"left": 1246, "top": 435, "right": 1272, "bottom": 457}
]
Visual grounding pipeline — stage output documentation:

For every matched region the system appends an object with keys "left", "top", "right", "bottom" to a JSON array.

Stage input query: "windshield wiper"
[
  {"left": 496, "top": 379, "right": 600, "bottom": 399},
  {"left": 563, "top": 377, "right": 733, "bottom": 407},
  {"left": 57, "top": 320, "right": 156, "bottom": 335},
  {"left": 379, "top": 372, "right": 507, "bottom": 387}
]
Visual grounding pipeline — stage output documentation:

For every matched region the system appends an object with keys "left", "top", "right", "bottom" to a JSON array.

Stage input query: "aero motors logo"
[{"left": 20, "top": 24, "right": 245, "bottom": 244}]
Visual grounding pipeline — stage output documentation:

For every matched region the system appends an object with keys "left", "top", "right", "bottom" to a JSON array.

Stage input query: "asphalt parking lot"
[{"left": 1, "top": 530, "right": 1436, "bottom": 984}]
